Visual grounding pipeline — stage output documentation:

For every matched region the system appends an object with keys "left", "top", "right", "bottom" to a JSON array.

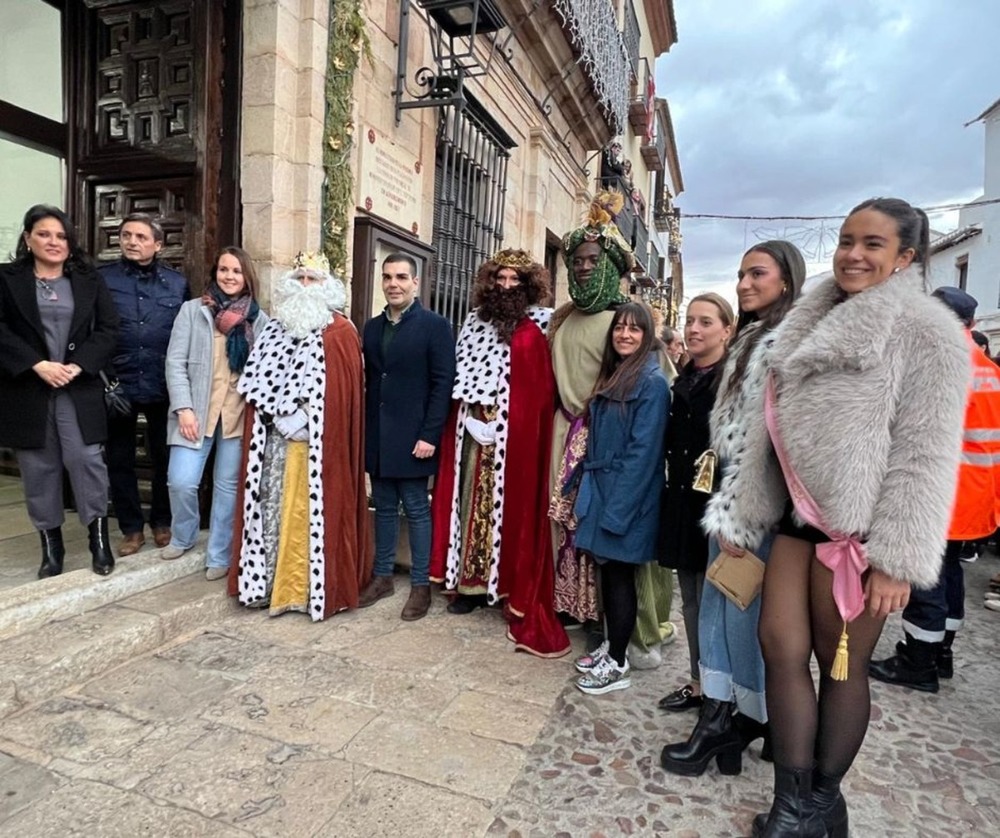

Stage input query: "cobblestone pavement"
[{"left": 0, "top": 537, "right": 998, "bottom": 835}]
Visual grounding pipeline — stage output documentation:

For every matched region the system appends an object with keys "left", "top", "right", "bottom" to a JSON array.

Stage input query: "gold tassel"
[{"left": 830, "top": 621, "right": 850, "bottom": 681}]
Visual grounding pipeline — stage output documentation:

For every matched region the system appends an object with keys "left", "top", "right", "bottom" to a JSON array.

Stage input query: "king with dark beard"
[{"left": 430, "top": 249, "right": 570, "bottom": 657}]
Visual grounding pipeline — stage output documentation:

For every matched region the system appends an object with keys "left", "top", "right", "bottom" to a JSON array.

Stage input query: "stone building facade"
[{"left": 0, "top": 0, "right": 683, "bottom": 324}]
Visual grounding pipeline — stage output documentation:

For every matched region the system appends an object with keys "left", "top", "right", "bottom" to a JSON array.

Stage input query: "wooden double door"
[{"left": 68, "top": 0, "right": 242, "bottom": 291}]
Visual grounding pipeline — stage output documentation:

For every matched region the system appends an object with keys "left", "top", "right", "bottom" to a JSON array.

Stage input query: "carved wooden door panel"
[
  {"left": 91, "top": 179, "right": 194, "bottom": 276},
  {"left": 70, "top": 0, "right": 240, "bottom": 293}
]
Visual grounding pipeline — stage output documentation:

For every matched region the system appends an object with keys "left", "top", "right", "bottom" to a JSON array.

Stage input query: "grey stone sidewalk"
[{"left": 0, "top": 529, "right": 998, "bottom": 835}]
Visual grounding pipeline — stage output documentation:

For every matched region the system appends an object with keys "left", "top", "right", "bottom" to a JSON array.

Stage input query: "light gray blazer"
[{"left": 165, "top": 299, "right": 268, "bottom": 449}]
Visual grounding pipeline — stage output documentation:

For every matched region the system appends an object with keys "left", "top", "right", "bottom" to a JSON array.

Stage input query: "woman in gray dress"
[{"left": 0, "top": 205, "right": 119, "bottom": 577}]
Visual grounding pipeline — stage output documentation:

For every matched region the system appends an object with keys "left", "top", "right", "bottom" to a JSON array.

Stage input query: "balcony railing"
[
  {"left": 623, "top": 0, "right": 640, "bottom": 82},
  {"left": 629, "top": 57, "right": 653, "bottom": 136},
  {"left": 641, "top": 107, "right": 667, "bottom": 172},
  {"left": 653, "top": 196, "right": 671, "bottom": 232},
  {"left": 595, "top": 172, "right": 648, "bottom": 270},
  {"left": 553, "top": 0, "right": 630, "bottom": 134}
]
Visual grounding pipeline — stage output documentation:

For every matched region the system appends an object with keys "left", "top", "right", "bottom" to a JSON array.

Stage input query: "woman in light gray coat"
[
  {"left": 163, "top": 247, "right": 267, "bottom": 578},
  {"left": 751, "top": 199, "right": 969, "bottom": 837}
]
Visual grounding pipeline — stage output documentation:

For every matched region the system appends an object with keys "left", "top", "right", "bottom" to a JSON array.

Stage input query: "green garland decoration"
[{"left": 322, "top": 1, "right": 371, "bottom": 276}]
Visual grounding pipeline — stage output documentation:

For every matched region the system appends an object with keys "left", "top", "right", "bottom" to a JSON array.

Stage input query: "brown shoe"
[
  {"left": 152, "top": 526, "right": 171, "bottom": 548},
  {"left": 358, "top": 575, "right": 395, "bottom": 607},
  {"left": 401, "top": 585, "right": 431, "bottom": 621},
  {"left": 118, "top": 531, "right": 145, "bottom": 557}
]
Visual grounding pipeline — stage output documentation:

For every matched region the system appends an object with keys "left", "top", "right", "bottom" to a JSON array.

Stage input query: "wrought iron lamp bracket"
[{"left": 394, "top": 0, "right": 507, "bottom": 125}]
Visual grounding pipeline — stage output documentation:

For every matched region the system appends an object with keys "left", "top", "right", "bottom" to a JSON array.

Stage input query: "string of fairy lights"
[{"left": 677, "top": 196, "right": 997, "bottom": 262}]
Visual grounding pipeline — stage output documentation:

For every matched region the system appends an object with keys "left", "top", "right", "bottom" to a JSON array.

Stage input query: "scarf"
[
  {"left": 202, "top": 286, "right": 260, "bottom": 373},
  {"left": 562, "top": 224, "right": 632, "bottom": 314}
]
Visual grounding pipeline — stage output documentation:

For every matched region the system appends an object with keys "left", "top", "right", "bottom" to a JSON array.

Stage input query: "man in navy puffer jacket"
[{"left": 99, "top": 214, "right": 189, "bottom": 556}]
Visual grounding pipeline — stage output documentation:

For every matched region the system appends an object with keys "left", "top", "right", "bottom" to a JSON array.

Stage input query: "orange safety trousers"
[{"left": 949, "top": 336, "right": 1000, "bottom": 540}]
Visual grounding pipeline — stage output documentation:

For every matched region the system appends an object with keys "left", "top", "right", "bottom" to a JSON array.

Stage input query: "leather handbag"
[
  {"left": 99, "top": 370, "right": 132, "bottom": 418},
  {"left": 706, "top": 549, "right": 765, "bottom": 611}
]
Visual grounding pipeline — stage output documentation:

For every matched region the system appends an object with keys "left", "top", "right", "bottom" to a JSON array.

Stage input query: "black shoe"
[
  {"left": 88, "top": 516, "right": 115, "bottom": 576},
  {"left": 660, "top": 698, "right": 742, "bottom": 777},
  {"left": 751, "top": 764, "right": 827, "bottom": 837},
  {"left": 870, "top": 639, "right": 939, "bottom": 693},
  {"left": 895, "top": 638, "right": 954, "bottom": 680},
  {"left": 38, "top": 527, "right": 65, "bottom": 578},
  {"left": 754, "top": 768, "right": 847, "bottom": 837},
  {"left": 734, "top": 714, "right": 772, "bottom": 762},
  {"left": 658, "top": 684, "right": 704, "bottom": 712},
  {"left": 447, "top": 594, "right": 487, "bottom": 614},
  {"left": 813, "top": 769, "right": 848, "bottom": 838}
]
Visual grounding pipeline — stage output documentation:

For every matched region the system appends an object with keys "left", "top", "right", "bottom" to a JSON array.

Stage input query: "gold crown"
[
  {"left": 492, "top": 248, "right": 534, "bottom": 268},
  {"left": 292, "top": 250, "right": 330, "bottom": 273}
]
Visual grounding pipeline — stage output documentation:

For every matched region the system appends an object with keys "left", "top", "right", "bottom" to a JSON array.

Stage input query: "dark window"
[
  {"left": 431, "top": 95, "right": 515, "bottom": 330},
  {"left": 956, "top": 255, "right": 969, "bottom": 291}
]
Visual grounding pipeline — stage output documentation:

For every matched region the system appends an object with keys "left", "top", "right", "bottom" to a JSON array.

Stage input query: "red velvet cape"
[{"left": 430, "top": 317, "right": 569, "bottom": 657}]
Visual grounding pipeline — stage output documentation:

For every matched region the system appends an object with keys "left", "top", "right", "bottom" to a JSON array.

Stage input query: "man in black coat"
[{"left": 360, "top": 253, "right": 456, "bottom": 620}]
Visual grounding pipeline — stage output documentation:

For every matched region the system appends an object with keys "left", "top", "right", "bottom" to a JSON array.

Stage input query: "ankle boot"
[
  {"left": 751, "top": 764, "right": 826, "bottom": 837},
  {"left": 869, "top": 635, "right": 939, "bottom": 693},
  {"left": 38, "top": 527, "right": 65, "bottom": 578},
  {"left": 753, "top": 766, "right": 845, "bottom": 837},
  {"left": 812, "top": 769, "right": 848, "bottom": 838},
  {"left": 660, "top": 698, "right": 742, "bottom": 776},
  {"left": 88, "top": 516, "right": 115, "bottom": 576},
  {"left": 937, "top": 630, "right": 955, "bottom": 679},
  {"left": 734, "top": 714, "right": 773, "bottom": 761}
]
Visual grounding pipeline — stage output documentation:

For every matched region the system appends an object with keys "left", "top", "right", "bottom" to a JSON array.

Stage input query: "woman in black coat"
[
  {"left": 657, "top": 293, "right": 734, "bottom": 711},
  {"left": 0, "top": 205, "right": 119, "bottom": 577}
]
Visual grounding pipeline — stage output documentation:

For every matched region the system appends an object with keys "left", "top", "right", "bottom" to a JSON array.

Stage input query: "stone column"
[{"left": 241, "top": 0, "right": 330, "bottom": 308}]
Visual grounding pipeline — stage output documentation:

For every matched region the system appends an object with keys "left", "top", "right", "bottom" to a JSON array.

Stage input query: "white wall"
[{"left": 928, "top": 105, "right": 1000, "bottom": 340}]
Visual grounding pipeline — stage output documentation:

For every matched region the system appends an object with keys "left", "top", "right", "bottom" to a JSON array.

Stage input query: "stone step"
[
  {"left": 0, "top": 568, "right": 234, "bottom": 720},
  {"left": 0, "top": 538, "right": 210, "bottom": 644}
]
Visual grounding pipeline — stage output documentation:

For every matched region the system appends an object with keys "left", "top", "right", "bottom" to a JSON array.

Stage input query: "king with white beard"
[{"left": 230, "top": 252, "right": 372, "bottom": 620}]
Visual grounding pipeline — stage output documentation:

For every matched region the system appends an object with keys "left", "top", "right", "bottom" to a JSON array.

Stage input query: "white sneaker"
[
  {"left": 959, "top": 551, "right": 979, "bottom": 563},
  {"left": 160, "top": 544, "right": 187, "bottom": 561},
  {"left": 661, "top": 621, "right": 678, "bottom": 646},
  {"left": 577, "top": 655, "right": 631, "bottom": 695},
  {"left": 627, "top": 640, "right": 662, "bottom": 670},
  {"left": 984, "top": 591, "right": 1000, "bottom": 601},
  {"left": 985, "top": 599, "right": 1000, "bottom": 612},
  {"left": 574, "top": 640, "right": 609, "bottom": 673}
]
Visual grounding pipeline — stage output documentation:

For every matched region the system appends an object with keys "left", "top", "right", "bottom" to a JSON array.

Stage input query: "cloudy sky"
[{"left": 655, "top": 0, "right": 1000, "bottom": 302}]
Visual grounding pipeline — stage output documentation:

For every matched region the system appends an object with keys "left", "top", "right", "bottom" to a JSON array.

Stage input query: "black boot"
[
  {"left": 751, "top": 764, "right": 826, "bottom": 837},
  {"left": 660, "top": 698, "right": 742, "bottom": 776},
  {"left": 937, "top": 630, "right": 955, "bottom": 679},
  {"left": 753, "top": 767, "right": 846, "bottom": 837},
  {"left": 812, "top": 769, "right": 847, "bottom": 838},
  {"left": 734, "top": 713, "right": 773, "bottom": 762},
  {"left": 869, "top": 635, "right": 939, "bottom": 693},
  {"left": 88, "top": 516, "right": 115, "bottom": 576},
  {"left": 38, "top": 527, "right": 65, "bottom": 578}
]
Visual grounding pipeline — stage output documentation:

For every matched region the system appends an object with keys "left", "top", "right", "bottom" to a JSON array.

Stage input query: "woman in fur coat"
[
  {"left": 661, "top": 241, "right": 805, "bottom": 777},
  {"left": 751, "top": 198, "right": 968, "bottom": 838}
]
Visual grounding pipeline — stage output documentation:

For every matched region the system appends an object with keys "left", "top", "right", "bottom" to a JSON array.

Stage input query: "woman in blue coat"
[{"left": 573, "top": 302, "right": 670, "bottom": 695}]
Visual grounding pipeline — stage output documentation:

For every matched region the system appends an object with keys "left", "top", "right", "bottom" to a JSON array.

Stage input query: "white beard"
[{"left": 272, "top": 275, "right": 346, "bottom": 339}]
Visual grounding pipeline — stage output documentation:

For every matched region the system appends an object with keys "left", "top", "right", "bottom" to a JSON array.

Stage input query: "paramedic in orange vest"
[{"left": 870, "top": 286, "right": 1000, "bottom": 692}]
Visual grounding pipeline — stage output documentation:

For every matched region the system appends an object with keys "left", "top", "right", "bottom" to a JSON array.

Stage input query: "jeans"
[
  {"left": 699, "top": 532, "right": 774, "bottom": 722},
  {"left": 902, "top": 540, "right": 965, "bottom": 642},
  {"left": 677, "top": 569, "right": 705, "bottom": 682},
  {"left": 107, "top": 400, "right": 171, "bottom": 534},
  {"left": 371, "top": 476, "right": 431, "bottom": 586},
  {"left": 167, "top": 427, "right": 242, "bottom": 569}
]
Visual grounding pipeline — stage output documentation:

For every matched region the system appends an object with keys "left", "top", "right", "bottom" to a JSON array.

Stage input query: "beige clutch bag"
[{"left": 706, "top": 549, "right": 765, "bottom": 611}]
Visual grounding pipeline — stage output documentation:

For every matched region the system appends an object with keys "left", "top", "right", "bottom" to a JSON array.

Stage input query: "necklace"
[{"left": 35, "top": 278, "right": 59, "bottom": 302}]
